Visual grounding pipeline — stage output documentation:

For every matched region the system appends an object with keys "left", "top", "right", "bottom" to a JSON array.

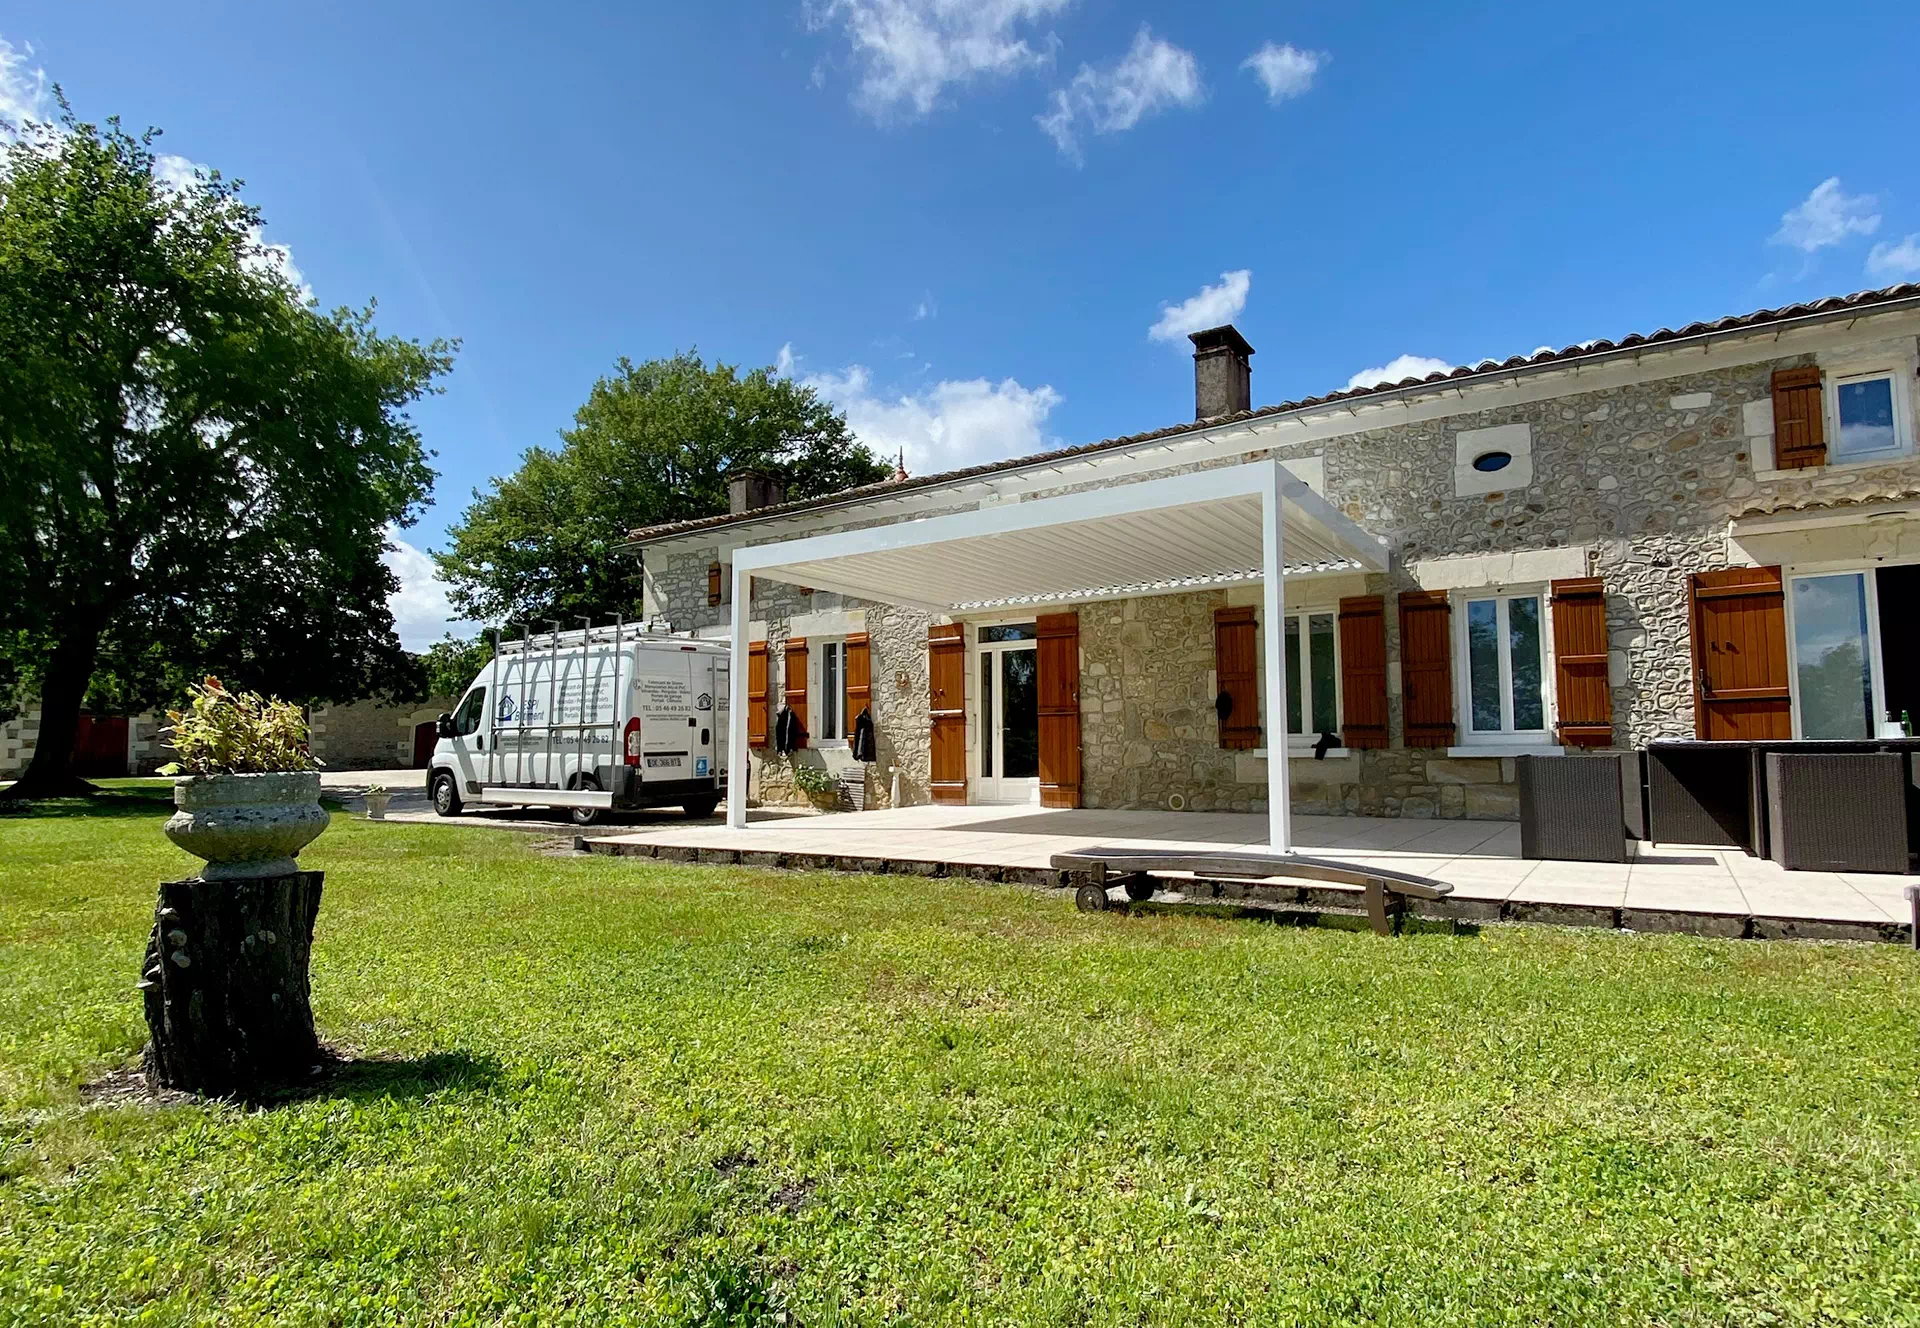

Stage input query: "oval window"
[{"left": 1472, "top": 450, "right": 1512, "bottom": 473}]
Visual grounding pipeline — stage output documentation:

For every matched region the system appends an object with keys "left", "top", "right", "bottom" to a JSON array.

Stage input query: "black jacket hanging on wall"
[
  {"left": 850, "top": 707, "right": 876, "bottom": 763},
  {"left": 774, "top": 706, "right": 806, "bottom": 754}
]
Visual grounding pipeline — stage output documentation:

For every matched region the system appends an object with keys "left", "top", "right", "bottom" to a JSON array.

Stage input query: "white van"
[{"left": 428, "top": 623, "right": 730, "bottom": 825}]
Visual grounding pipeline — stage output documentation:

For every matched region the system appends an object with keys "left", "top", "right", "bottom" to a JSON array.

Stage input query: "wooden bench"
[{"left": 1050, "top": 847, "right": 1455, "bottom": 937}]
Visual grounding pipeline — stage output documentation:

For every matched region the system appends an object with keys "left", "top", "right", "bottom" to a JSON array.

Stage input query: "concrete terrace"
[{"left": 586, "top": 804, "right": 1918, "bottom": 944}]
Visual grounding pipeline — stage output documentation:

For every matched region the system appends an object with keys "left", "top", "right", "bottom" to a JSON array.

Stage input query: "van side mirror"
[{"left": 436, "top": 713, "right": 455, "bottom": 739}]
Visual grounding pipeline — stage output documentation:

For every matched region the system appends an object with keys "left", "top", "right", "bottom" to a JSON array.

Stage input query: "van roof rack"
[{"left": 491, "top": 619, "right": 689, "bottom": 654}]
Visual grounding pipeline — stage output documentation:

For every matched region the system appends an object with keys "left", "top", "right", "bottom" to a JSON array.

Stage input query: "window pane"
[
  {"left": 822, "top": 644, "right": 840, "bottom": 739},
  {"left": 1467, "top": 600, "right": 1502, "bottom": 732},
  {"left": 1508, "top": 596, "right": 1544, "bottom": 731},
  {"left": 979, "top": 654, "right": 993, "bottom": 778},
  {"left": 1310, "top": 613, "right": 1338, "bottom": 736},
  {"left": 1793, "top": 574, "right": 1874, "bottom": 739},
  {"left": 1835, "top": 377, "right": 1897, "bottom": 459},
  {"left": 1283, "top": 616, "right": 1303, "bottom": 735},
  {"left": 981, "top": 623, "right": 1038, "bottom": 643},
  {"left": 1000, "top": 649, "right": 1038, "bottom": 778}
]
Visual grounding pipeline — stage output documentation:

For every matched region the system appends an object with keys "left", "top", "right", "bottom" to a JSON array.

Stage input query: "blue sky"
[{"left": 6, "top": 1, "right": 1919, "bottom": 647}]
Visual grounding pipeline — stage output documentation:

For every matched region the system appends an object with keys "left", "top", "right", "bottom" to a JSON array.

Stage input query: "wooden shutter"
[
  {"left": 1212, "top": 606, "right": 1261, "bottom": 750},
  {"left": 747, "top": 641, "right": 769, "bottom": 748},
  {"left": 1036, "top": 612, "right": 1082, "bottom": 808},
  {"left": 1398, "top": 591, "right": 1455, "bottom": 748},
  {"left": 1550, "top": 577, "right": 1613, "bottom": 748},
  {"left": 1771, "top": 367, "right": 1826, "bottom": 470},
  {"left": 844, "top": 632, "right": 871, "bottom": 724},
  {"left": 928, "top": 624, "right": 967, "bottom": 804},
  {"left": 707, "top": 562, "right": 723, "bottom": 606},
  {"left": 1689, "top": 567, "right": 1792, "bottom": 740},
  {"left": 782, "top": 637, "right": 809, "bottom": 747},
  {"left": 1337, "top": 595, "right": 1389, "bottom": 749}
]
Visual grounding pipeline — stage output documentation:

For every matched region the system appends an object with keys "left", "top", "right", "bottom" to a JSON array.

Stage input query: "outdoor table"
[{"left": 1646, "top": 737, "right": 1920, "bottom": 862}]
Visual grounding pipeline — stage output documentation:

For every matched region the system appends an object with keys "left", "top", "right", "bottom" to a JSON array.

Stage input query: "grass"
[{"left": 1, "top": 783, "right": 1918, "bottom": 1325}]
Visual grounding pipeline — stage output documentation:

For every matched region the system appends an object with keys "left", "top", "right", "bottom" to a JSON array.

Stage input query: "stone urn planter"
[
  {"left": 142, "top": 680, "right": 333, "bottom": 1097},
  {"left": 164, "top": 771, "right": 329, "bottom": 879},
  {"left": 362, "top": 786, "right": 392, "bottom": 821}
]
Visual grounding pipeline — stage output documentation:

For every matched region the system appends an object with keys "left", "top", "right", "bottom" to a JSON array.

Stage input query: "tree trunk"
[
  {"left": 140, "top": 871, "right": 326, "bottom": 1098},
  {"left": 0, "top": 622, "right": 103, "bottom": 800}
]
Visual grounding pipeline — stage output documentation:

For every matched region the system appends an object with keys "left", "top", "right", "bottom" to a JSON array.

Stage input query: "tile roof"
[
  {"left": 1734, "top": 489, "right": 1920, "bottom": 521},
  {"left": 629, "top": 282, "right": 1920, "bottom": 545}
]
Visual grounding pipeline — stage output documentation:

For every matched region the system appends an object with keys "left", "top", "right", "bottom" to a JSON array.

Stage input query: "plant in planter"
[
  {"left": 788, "top": 759, "right": 839, "bottom": 810},
  {"left": 362, "top": 783, "right": 392, "bottom": 820},
  {"left": 142, "top": 679, "right": 330, "bottom": 1097}
]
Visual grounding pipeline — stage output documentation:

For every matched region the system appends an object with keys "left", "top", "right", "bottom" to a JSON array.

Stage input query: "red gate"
[{"left": 70, "top": 713, "right": 129, "bottom": 778}]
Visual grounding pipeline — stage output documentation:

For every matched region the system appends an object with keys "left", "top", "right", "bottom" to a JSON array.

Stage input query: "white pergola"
[{"left": 726, "top": 459, "right": 1389, "bottom": 849}]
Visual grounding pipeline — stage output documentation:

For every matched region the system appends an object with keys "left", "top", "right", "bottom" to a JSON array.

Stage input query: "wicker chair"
[
  {"left": 1764, "top": 752, "right": 1911, "bottom": 874},
  {"left": 1518, "top": 754, "right": 1636, "bottom": 863}
]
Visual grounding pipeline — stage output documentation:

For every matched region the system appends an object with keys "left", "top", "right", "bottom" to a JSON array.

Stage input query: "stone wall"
[
  {"left": 645, "top": 331, "right": 1920, "bottom": 821},
  {"left": 308, "top": 697, "right": 456, "bottom": 771}
]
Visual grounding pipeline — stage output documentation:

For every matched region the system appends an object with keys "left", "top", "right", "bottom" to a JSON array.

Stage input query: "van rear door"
[{"left": 631, "top": 649, "right": 696, "bottom": 781}]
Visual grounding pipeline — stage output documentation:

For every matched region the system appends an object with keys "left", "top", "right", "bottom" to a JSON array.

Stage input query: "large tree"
[
  {"left": 436, "top": 353, "right": 890, "bottom": 626},
  {"left": 0, "top": 101, "right": 451, "bottom": 798}
]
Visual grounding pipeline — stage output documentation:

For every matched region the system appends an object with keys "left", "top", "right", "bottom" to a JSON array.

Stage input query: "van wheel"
[
  {"left": 570, "top": 774, "right": 604, "bottom": 826},
  {"left": 431, "top": 771, "right": 463, "bottom": 817},
  {"left": 682, "top": 796, "right": 719, "bottom": 819}
]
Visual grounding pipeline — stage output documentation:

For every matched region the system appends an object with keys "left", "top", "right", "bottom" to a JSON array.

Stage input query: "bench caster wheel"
[
  {"left": 1075, "top": 882, "right": 1110, "bottom": 912},
  {"left": 1123, "top": 874, "right": 1156, "bottom": 903}
]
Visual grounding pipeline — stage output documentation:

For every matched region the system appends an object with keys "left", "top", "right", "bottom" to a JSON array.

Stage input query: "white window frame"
[
  {"left": 809, "top": 637, "right": 848, "bottom": 746},
  {"left": 1824, "top": 367, "right": 1915, "bottom": 466},
  {"left": 1277, "top": 607, "right": 1342, "bottom": 748},
  {"left": 1784, "top": 564, "right": 1893, "bottom": 740},
  {"left": 1451, "top": 586, "right": 1555, "bottom": 747}
]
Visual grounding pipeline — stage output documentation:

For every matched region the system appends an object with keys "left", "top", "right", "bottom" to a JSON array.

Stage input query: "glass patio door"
[{"left": 976, "top": 626, "right": 1039, "bottom": 803}]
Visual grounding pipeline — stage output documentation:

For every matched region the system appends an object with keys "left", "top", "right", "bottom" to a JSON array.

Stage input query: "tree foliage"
[
  {"left": 435, "top": 353, "right": 890, "bottom": 626},
  {"left": 418, "top": 634, "right": 494, "bottom": 701},
  {"left": 0, "top": 99, "right": 452, "bottom": 794}
]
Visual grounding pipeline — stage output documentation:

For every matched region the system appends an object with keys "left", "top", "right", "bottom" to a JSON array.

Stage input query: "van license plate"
[{"left": 645, "top": 756, "right": 683, "bottom": 770}]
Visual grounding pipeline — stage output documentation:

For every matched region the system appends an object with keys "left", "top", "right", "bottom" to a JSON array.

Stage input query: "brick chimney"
[
  {"left": 1189, "top": 325, "right": 1255, "bottom": 420},
  {"left": 726, "top": 467, "right": 787, "bottom": 515}
]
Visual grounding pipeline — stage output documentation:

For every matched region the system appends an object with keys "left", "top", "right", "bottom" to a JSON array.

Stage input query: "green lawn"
[{"left": 2, "top": 785, "right": 1918, "bottom": 1326}]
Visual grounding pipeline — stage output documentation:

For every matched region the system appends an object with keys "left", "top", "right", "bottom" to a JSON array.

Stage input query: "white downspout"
[
  {"left": 1261, "top": 463, "right": 1292, "bottom": 853},
  {"left": 727, "top": 566, "right": 751, "bottom": 829}
]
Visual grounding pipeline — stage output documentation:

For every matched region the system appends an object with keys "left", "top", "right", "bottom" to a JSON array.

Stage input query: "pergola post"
[
  {"left": 1260, "top": 463, "right": 1292, "bottom": 852},
  {"left": 726, "top": 564, "right": 751, "bottom": 829}
]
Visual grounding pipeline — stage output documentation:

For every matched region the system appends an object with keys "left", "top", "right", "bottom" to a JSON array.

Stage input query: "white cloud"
[
  {"left": 807, "top": 0, "right": 1069, "bottom": 120},
  {"left": 1867, "top": 233, "right": 1920, "bottom": 281},
  {"left": 1147, "top": 269, "right": 1250, "bottom": 343},
  {"left": 782, "top": 349, "right": 1062, "bottom": 474},
  {"left": 0, "top": 36, "right": 47, "bottom": 128},
  {"left": 1772, "top": 178, "right": 1881, "bottom": 253},
  {"left": 383, "top": 529, "right": 477, "bottom": 653},
  {"left": 913, "top": 290, "right": 936, "bottom": 320},
  {"left": 1344, "top": 354, "right": 1453, "bottom": 391},
  {"left": 1241, "top": 42, "right": 1324, "bottom": 103},
  {"left": 1037, "top": 26, "right": 1203, "bottom": 164},
  {"left": 151, "top": 151, "right": 311, "bottom": 301}
]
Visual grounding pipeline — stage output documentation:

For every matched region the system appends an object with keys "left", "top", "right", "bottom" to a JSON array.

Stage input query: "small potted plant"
[
  {"left": 362, "top": 783, "right": 392, "bottom": 820},
  {"left": 159, "top": 677, "right": 327, "bottom": 880}
]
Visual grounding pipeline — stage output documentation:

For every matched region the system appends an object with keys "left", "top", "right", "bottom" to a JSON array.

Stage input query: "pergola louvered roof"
[{"left": 730, "top": 460, "right": 1387, "bottom": 614}]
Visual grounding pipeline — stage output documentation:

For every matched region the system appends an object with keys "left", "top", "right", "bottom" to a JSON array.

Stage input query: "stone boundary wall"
[{"left": 308, "top": 697, "right": 457, "bottom": 771}]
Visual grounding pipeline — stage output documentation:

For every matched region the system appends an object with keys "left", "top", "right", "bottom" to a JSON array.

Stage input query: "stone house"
[{"left": 629, "top": 284, "right": 1920, "bottom": 829}]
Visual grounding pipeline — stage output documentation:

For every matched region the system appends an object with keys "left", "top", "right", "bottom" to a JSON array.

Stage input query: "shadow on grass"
[
  {"left": 87, "top": 1049, "right": 505, "bottom": 1110},
  {"left": 0, "top": 784, "right": 177, "bottom": 820},
  {"left": 268, "top": 1049, "right": 505, "bottom": 1107}
]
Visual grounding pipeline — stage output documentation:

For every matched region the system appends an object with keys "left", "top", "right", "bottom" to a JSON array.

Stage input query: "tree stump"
[{"left": 140, "top": 871, "right": 325, "bottom": 1098}]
